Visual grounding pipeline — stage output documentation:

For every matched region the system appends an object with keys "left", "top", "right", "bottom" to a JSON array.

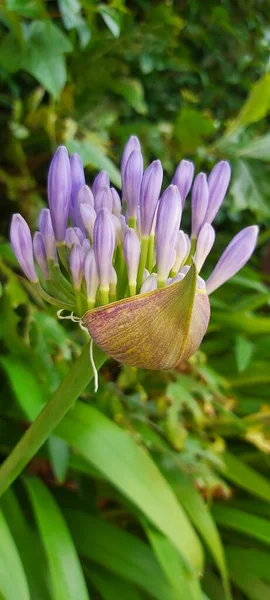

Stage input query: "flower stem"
[
  {"left": 137, "top": 237, "right": 149, "bottom": 291},
  {"left": 0, "top": 343, "right": 107, "bottom": 498},
  {"left": 146, "top": 234, "right": 155, "bottom": 272}
]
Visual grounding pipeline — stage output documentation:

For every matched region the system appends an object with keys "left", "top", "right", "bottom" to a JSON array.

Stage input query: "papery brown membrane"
[{"left": 82, "top": 264, "right": 210, "bottom": 370}]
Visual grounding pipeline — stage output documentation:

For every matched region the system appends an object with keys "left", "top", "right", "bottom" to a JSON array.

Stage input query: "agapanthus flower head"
[{"left": 10, "top": 137, "right": 258, "bottom": 370}]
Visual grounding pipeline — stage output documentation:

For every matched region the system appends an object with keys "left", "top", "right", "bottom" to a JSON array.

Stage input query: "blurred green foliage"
[{"left": 0, "top": 1, "right": 270, "bottom": 599}]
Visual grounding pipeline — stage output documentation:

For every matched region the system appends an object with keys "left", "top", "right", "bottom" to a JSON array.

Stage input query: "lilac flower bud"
[
  {"left": 120, "top": 215, "right": 128, "bottom": 241},
  {"left": 123, "top": 150, "right": 143, "bottom": 220},
  {"left": 92, "top": 171, "right": 110, "bottom": 197},
  {"left": 10, "top": 214, "right": 38, "bottom": 282},
  {"left": 121, "top": 135, "right": 141, "bottom": 184},
  {"left": 191, "top": 173, "right": 208, "bottom": 237},
  {"left": 206, "top": 225, "right": 259, "bottom": 295},
  {"left": 172, "top": 230, "right": 190, "bottom": 274},
  {"left": 84, "top": 248, "right": 99, "bottom": 304},
  {"left": 65, "top": 227, "right": 83, "bottom": 248},
  {"left": 93, "top": 208, "right": 115, "bottom": 291},
  {"left": 82, "top": 238, "right": 91, "bottom": 256},
  {"left": 33, "top": 232, "right": 49, "bottom": 280},
  {"left": 39, "top": 209, "right": 58, "bottom": 263},
  {"left": 140, "top": 160, "right": 163, "bottom": 237},
  {"left": 69, "top": 153, "right": 86, "bottom": 227},
  {"left": 95, "top": 186, "right": 113, "bottom": 213},
  {"left": 194, "top": 223, "right": 215, "bottom": 273},
  {"left": 77, "top": 185, "right": 94, "bottom": 209},
  {"left": 197, "top": 276, "right": 206, "bottom": 290},
  {"left": 70, "top": 244, "right": 84, "bottom": 290},
  {"left": 140, "top": 273, "right": 157, "bottom": 294},
  {"left": 73, "top": 227, "right": 85, "bottom": 244},
  {"left": 204, "top": 161, "right": 231, "bottom": 225},
  {"left": 80, "top": 204, "right": 96, "bottom": 242},
  {"left": 172, "top": 160, "right": 194, "bottom": 207},
  {"left": 47, "top": 146, "right": 71, "bottom": 242},
  {"left": 124, "top": 228, "right": 141, "bottom": 287},
  {"left": 111, "top": 188, "right": 121, "bottom": 217},
  {"left": 155, "top": 185, "right": 182, "bottom": 283},
  {"left": 170, "top": 272, "right": 185, "bottom": 284},
  {"left": 111, "top": 214, "right": 121, "bottom": 245}
]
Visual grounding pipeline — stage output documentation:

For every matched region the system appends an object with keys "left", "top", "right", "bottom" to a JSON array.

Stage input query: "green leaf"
[
  {"left": 0, "top": 32, "right": 23, "bottom": 73},
  {"left": 220, "top": 452, "right": 270, "bottom": 503},
  {"left": 66, "top": 139, "right": 121, "bottom": 188},
  {"left": 230, "top": 159, "right": 270, "bottom": 218},
  {"left": 98, "top": 5, "right": 121, "bottom": 38},
  {"left": 145, "top": 525, "right": 202, "bottom": 600},
  {"left": 235, "top": 336, "right": 253, "bottom": 372},
  {"left": 21, "top": 21, "right": 73, "bottom": 97},
  {"left": 174, "top": 108, "right": 215, "bottom": 153},
  {"left": 57, "top": 402, "right": 203, "bottom": 573},
  {"left": 226, "top": 546, "right": 270, "bottom": 582},
  {"left": 111, "top": 78, "right": 147, "bottom": 114},
  {"left": 6, "top": 0, "right": 46, "bottom": 18},
  {"left": 212, "top": 506, "right": 270, "bottom": 545},
  {"left": 0, "top": 356, "right": 45, "bottom": 419},
  {"left": 0, "top": 509, "right": 30, "bottom": 600},
  {"left": 48, "top": 435, "right": 70, "bottom": 483},
  {"left": 87, "top": 566, "right": 145, "bottom": 600},
  {"left": 24, "top": 477, "right": 90, "bottom": 600},
  {"left": 228, "top": 73, "right": 270, "bottom": 132},
  {"left": 162, "top": 469, "right": 230, "bottom": 598},
  {"left": 237, "top": 133, "right": 270, "bottom": 161},
  {"left": 58, "top": 0, "right": 91, "bottom": 48},
  {"left": 226, "top": 563, "right": 270, "bottom": 600},
  {"left": 65, "top": 510, "right": 179, "bottom": 600},
  {"left": 1, "top": 488, "right": 51, "bottom": 600}
]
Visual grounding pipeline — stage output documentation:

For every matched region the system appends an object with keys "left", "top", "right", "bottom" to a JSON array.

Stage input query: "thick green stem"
[
  {"left": 0, "top": 343, "right": 107, "bottom": 497},
  {"left": 146, "top": 234, "right": 155, "bottom": 272}
]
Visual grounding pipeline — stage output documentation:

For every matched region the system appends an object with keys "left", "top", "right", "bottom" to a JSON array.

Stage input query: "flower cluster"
[{"left": 10, "top": 137, "right": 258, "bottom": 369}]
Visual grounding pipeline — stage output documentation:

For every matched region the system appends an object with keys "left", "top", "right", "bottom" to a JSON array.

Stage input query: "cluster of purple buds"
[{"left": 10, "top": 137, "right": 258, "bottom": 322}]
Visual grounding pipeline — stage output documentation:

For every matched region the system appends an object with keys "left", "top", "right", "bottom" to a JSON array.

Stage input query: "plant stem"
[
  {"left": 0, "top": 343, "right": 107, "bottom": 498},
  {"left": 137, "top": 237, "right": 149, "bottom": 291}
]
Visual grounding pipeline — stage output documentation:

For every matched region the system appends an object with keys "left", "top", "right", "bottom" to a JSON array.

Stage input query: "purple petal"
[
  {"left": 123, "top": 150, "right": 143, "bottom": 220},
  {"left": 80, "top": 204, "right": 96, "bottom": 242},
  {"left": 124, "top": 228, "right": 141, "bottom": 285},
  {"left": 204, "top": 161, "right": 231, "bottom": 224},
  {"left": 155, "top": 185, "right": 182, "bottom": 282},
  {"left": 84, "top": 248, "right": 99, "bottom": 303},
  {"left": 77, "top": 185, "right": 94, "bottom": 209},
  {"left": 140, "top": 160, "right": 163, "bottom": 237},
  {"left": 33, "top": 232, "right": 50, "bottom": 280},
  {"left": 38, "top": 208, "right": 57, "bottom": 263},
  {"left": 191, "top": 173, "right": 208, "bottom": 237},
  {"left": 194, "top": 223, "right": 215, "bottom": 273},
  {"left": 94, "top": 186, "right": 113, "bottom": 213},
  {"left": 121, "top": 135, "right": 141, "bottom": 184},
  {"left": 172, "top": 160, "right": 194, "bottom": 207},
  {"left": 93, "top": 208, "right": 115, "bottom": 290},
  {"left": 206, "top": 225, "right": 259, "bottom": 294},
  {"left": 69, "top": 244, "right": 84, "bottom": 290},
  {"left": 48, "top": 146, "right": 71, "bottom": 241},
  {"left": 69, "top": 153, "right": 86, "bottom": 228},
  {"left": 92, "top": 171, "right": 110, "bottom": 197},
  {"left": 10, "top": 214, "right": 38, "bottom": 282}
]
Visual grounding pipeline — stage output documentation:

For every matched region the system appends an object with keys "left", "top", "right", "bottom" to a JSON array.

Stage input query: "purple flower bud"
[
  {"left": 84, "top": 248, "right": 99, "bottom": 304},
  {"left": 92, "top": 171, "right": 110, "bottom": 197},
  {"left": 140, "top": 160, "right": 163, "bottom": 237},
  {"left": 194, "top": 223, "right": 215, "bottom": 273},
  {"left": 47, "top": 146, "right": 71, "bottom": 242},
  {"left": 156, "top": 185, "right": 182, "bottom": 282},
  {"left": 121, "top": 135, "right": 141, "bottom": 184},
  {"left": 93, "top": 208, "right": 115, "bottom": 290},
  {"left": 170, "top": 272, "right": 185, "bottom": 285},
  {"left": 95, "top": 186, "right": 113, "bottom": 213},
  {"left": 206, "top": 225, "right": 259, "bottom": 295},
  {"left": 111, "top": 214, "right": 121, "bottom": 245},
  {"left": 204, "top": 161, "right": 231, "bottom": 225},
  {"left": 140, "top": 273, "right": 157, "bottom": 294},
  {"left": 172, "top": 230, "right": 190, "bottom": 274},
  {"left": 77, "top": 185, "right": 94, "bottom": 209},
  {"left": 124, "top": 228, "right": 141, "bottom": 286},
  {"left": 33, "top": 232, "right": 50, "bottom": 280},
  {"left": 191, "top": 173, "right": 209, "bottom": 237},
  {"left": 172, "top": 160, "right": 194, "bottom": 207},
  {"left": 73, "top": 227, "right": 85, "bottom": 244},
  {"left": 69, "top": 153, "right": 86, "bottom": 227},
  {"left": 80, "top": 204, "right": 96, "bottom": 242},
  {"left": 10, "top": 214, "right": 38, "bottom": 282},
  {"left": 65, "top": 227, "right": 83, "bottom": 248},
  {"left": 111, "top": 188, "right": 121, "bottom": 217},
  {"left": 82, "top": 238, "right": 91, "bottom": 256},
  {"left": 120, "top": 215, "right": 128, "bottom": 241},
  {"left": 38, "top": 209, "right": 58, "bottom": 263},
  {"left": 70, "top": 244, "right": 84, "bottom": 290},
  {"left": 123, "top": 150, "right": 143, "bottom": 220}
]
